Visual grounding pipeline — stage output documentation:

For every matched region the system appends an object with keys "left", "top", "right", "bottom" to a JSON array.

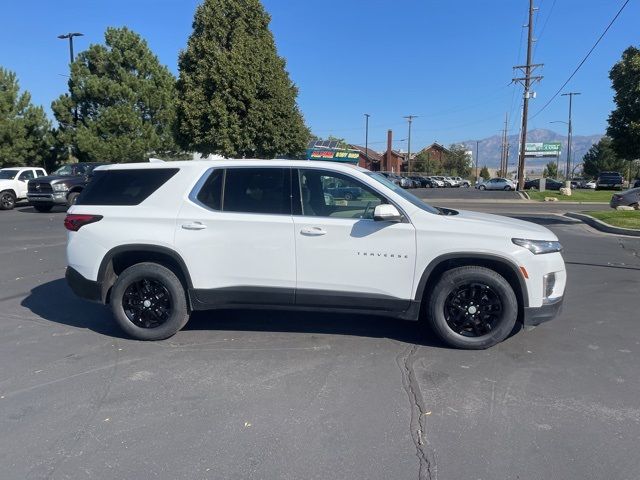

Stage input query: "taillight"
[{"left": 64, "top": 214, "right": 103, "bottom": 231}]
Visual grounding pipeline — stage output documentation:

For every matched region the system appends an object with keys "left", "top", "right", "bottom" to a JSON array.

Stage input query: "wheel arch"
[
  {"left": 97, "top": 245, "right": 193, "bottom": 307},
  {"left": 415, "top": 253, "right": 529, "bottom": 320},
  {"left": 1, "top": 188, "right": 17, "bottom": 197}
]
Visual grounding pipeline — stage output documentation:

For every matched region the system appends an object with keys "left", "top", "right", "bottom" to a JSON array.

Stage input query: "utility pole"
[
  {"left": 501, "top": 113, "right": 509, "bottom": 175},
  {"left": 404, "top": 115, "right": 417, "bottom": 173},
  {"left": 561, "top": 92, "right": 580, "bottom": 180},
  {"left": 513, "top": 0, "right": 543, "bottom": 190},
  {"left": 475, "top": 140, "right": 479, "bottom": 182},
  {"left": 364, "top": 113, "right": 370, "bottom": 168}
]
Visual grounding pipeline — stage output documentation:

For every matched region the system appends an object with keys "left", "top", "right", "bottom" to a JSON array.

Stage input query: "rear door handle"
[
  {"left": 300, "top": 226, "right": 327, "bottom": 236},
  {"left": 182, "top": 222, "right": 207, "bottom": 231}
]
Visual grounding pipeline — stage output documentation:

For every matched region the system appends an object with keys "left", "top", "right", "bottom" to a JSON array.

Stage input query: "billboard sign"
[
  {"left": 524, "top": 142, "right": 562, "bottom": 157},
  {"left": 306, "top": 148, "right": 360, "bottom": 164}
]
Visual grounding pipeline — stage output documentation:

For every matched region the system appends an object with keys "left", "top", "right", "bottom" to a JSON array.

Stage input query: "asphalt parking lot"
[{"left": 1, "top": 203, "right": 639, "bottom": 480}]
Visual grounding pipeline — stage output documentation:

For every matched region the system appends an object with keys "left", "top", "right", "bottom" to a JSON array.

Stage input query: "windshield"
[
  {"left": 53, "top": 165, "right": 74, "bottom": 176},
  {"left": 0, "top": 170, "right": 19, "bottom": 180},
  {"left": 367, "top": 172, "right": 440, "bottom": 215}
]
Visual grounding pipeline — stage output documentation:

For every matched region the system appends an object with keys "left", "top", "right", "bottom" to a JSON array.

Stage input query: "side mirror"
[{"left": 373, "top": 204, "right": 402, "bottom": 222}]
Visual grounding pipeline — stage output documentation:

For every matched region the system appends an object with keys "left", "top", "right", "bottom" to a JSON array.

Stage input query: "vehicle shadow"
[
  {"left": 21, "top": 279, "right": 127, "bottom": 338},
  {"left": 15, "top": 205, "right": 68, "bottom": 214},
  {"left": 21, "top": 279, "right": 446, "bottom": 347}
]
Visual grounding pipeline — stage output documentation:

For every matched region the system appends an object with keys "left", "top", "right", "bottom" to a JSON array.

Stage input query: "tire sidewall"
[
  {"left": 427, "top": 267, "right": 518, "bottom": 349},
  {"left": 67, "top": 191, "right": 80, "bottom": 206},
  {"left": 0, "top": 191, "right": 16, "bottom": 210},
  {"left": 111, "top": 262, "right": 189, "bottom": 341}
]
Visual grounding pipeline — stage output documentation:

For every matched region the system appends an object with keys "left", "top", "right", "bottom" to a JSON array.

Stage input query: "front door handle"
[
  {"left": 182, "top": 222, "right": 207, "bottom": 231},
  {"left": 300, "top": 226, "right": 327, "bottom": 236}
]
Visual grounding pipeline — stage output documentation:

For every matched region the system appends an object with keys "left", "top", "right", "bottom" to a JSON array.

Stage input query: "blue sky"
[{"left": 1, "top": 0, "right": 637, "bottom": 152}]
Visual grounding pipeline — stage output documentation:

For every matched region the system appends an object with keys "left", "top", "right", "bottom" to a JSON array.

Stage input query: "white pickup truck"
[{"left": 0, "top": 167, "right": 48, "bottom": 210}]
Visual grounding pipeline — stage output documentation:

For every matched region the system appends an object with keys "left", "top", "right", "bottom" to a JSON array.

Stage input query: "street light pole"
[
  {"left": 58, "top": 32, "right": 84, "bottom": 64},
  {"left": 364, "top": 113, "right": 370, "bottom": 169},
  {"left": 404, "top": 115, "right": 417, "bottom": 173},
  {"left": 561, "top": 92, "right": 580, "bottom": 180}
]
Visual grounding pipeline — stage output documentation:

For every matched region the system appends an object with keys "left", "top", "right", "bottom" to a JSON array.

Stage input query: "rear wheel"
[
  {"left": 110, "top": 262, "right": 189, "bottom": 341},
  {"left": 424, "top": 266, "right": 518, "bottom": 349},
  {"left": 479, "top": 185, "right": 486, "bottom": 190},
  {"left": 34, "top": 204, "right": 53, "bottom": 212},
  {"left": 344, "top": 192, "right": 354, "bottom": 201},
  {"left": 503, "top": 186, "right": 512, "bottom": 191},
  {"left": 0, "top": 191, "right": 16, "bottom": 210}
]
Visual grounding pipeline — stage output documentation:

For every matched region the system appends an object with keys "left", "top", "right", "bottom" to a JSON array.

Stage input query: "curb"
[{"left": 565, "top": 212, "right": 640, "bottom": 237}]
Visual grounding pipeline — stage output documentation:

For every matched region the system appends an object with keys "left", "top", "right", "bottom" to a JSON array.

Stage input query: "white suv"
[
  {"left": 65, "top": 160, "right": 566, "bottom": 349},
  {"left": 0, "top": 166, "right": 48, "bottom": 210}
]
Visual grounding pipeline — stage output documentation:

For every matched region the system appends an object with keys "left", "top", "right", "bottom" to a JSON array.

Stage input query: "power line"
[
  {"left": 531, "top": 0, "right": 630, "bottom": 119},
  {"left": 533, "top": 0, "right": 557, "bottom": 55}
]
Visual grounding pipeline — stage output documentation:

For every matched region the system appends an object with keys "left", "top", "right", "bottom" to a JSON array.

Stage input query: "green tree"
[
  {"left": 51, "top": 27, "right": 180, "bottom": 163},
  {"left": 443, "top": 144, "right": 472, "bottom": 177},
  {"left": 413, "top": 150, "right": 436, "bottom": 174},
  {"left": 582, "top": 137, "right": 627, "bottom": 178},
  {"left": 542, "top": 161, "right": 558, "bottom": 178},
  {"left": 607, "top": 46, "right": 640, "bottom": 162},
  {"left": 176, "top": 0, "right": 309, "bottom": 158},
  {"left": 0, "top": 68, "right": 51, "bottom": 168},
  {"left": 479, "top": 165, "right": 490, "bottom": 180}
]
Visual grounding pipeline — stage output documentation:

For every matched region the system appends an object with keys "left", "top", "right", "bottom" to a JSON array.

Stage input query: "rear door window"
[
  {"left": 223, "top": 168, "right": 291, "bottom": 215},
  {"left": 76, "top": 169, "right": 178, "bottom": 205}
]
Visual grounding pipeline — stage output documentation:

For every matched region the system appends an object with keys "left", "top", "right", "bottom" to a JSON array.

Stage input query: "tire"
[
  {"left": 110, "top": 262, "right": 190, "bottom": 341},
  {"left": 479, "top": 185, "right": 486, "bottom": 190},
  {"left": 67, "top": 191, "right": 80, "bottom": 206},
  {"left": 504, "top": 186, "right": 512, "bottom": 191},
  {"left": 34, "top": 204, "right": 53, "bottom": 213},
  {"left": 0, "top": 191, "right": 16, "bottom": 210},
  {"left": 424, "top": 266, "right": 518, "bottom": 349}
]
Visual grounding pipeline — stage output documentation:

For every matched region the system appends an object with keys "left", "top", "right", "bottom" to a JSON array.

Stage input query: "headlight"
[
  {"left": 52, "top": 183, "right": 69, "bottom": 192},
  {"left": 512, "top": 238, "right": 563, "bottom": 255}
]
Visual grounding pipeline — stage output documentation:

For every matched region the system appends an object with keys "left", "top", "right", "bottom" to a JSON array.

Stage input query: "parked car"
[
  {"left": 0, "top": 166, "right": 48, "bottom": 210},
  {"left": 380, "top": 172, "right": 401, "bottom": 186},
  {"left": 27, "top": 162, "right": 107, "bottom": 212},
  {"left": 584, "top": 180, "right": 596, "bottom": 189},
  {"left": 444, "top": 176, "right": 459, "bottom": 187},
  {"left": 401, "top": 176, "right": 419, "bottom": 188},
  {"left": 431, "top": 176, "right": 455, "bottom": 188},
  {"left": 610, "top": 187, "right": 640, "bottom": 209},
  {"left": 451, "top": 176, "right": 471, "bottom": 188},
  {"left": 325, "top": 184, "right": 362, "bottom": 201},
  {"left": 65, "top": 159, "right": 565, "bottom": 350},
  {"left": 524, "top": 178, "right": 563, "bottom": 191},
  {"left": 409, "top": 176, "right": 431, "bottom": 188},
  {"left": 596, "top": 172, "right": 624, "bottom": 190},
  {"left": 427, "top": 176, "right": 445, "bottom": 188},
  {"left": 633, "top": 179, "right": 640, "bottom": 189},
  {"left": 476, "top": 178, "right": 516, "bottom": 191}
]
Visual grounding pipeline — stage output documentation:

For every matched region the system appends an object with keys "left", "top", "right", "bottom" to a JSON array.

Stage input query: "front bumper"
[
  {"left": 66, "top": 266, "right": 102, "bottom": 303},
  {"left": 523, "top": 296, "right": 563, "bottom": 326},
  {"left": 27, "top": 192, "right": 68, "bottom": 205}
]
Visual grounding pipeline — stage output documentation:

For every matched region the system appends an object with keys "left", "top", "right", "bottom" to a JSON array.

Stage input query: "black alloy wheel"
[
  {"left": 443, "top": 283, "right": 503, "bottom": 337},
  {"left": 122, "top": 278, "right": 172, "bottom": 329}
]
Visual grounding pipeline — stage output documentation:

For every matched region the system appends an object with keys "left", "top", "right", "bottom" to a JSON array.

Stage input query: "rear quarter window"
[{"left": 76, "top": 169, "right": 178, "bottom": 206}]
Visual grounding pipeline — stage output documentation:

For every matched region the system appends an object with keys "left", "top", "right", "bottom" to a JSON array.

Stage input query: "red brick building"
[{"left": 349, "top": 145, "right": 382, "bottom": 171}]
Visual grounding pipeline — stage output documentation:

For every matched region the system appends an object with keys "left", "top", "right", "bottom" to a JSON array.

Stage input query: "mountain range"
[{"left": 458, "top": 129, "right": 603, "bottom": 173}]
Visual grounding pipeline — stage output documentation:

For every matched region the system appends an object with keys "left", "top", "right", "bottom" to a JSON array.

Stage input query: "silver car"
[
  {"left": 476, "top": 178, "right": 516, "bottom": 191},
  {"left": 610, "top": 187, "right": 640, "bottom": 209}
]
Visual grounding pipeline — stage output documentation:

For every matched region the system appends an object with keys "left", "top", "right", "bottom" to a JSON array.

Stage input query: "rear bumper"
[
  {"left": 523, "top": 296, "right": 563, "bottom": 326},
  {"left": 66, "top": 266, "right": 102, "bottom": 303}
]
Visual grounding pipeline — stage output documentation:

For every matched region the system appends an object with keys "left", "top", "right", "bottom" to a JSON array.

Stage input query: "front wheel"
[
  {"left": 67, "top": 191, "right": 80, "bottom": 206},
  {"left": 424, "top": 266, "right": 518, "bottom": 349},
  {"left": 0, "top": 191, "right": 16, "bottom": 210},
  {"left": 110, "top": 262, "right": 190, "bottom": 340},
  {"left": 504, "top": 186, "right": 512, "bottom": 191},
  {"left": 478, "top": 185, "right": 486, "bottom": 190}
]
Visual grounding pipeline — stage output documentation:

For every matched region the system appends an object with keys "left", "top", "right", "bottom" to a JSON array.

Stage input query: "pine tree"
[
  {"left": 176, "top": 0, "right": 309, "bottom": 158},
  {"left": 607, "top": 46, "right": 640, "bottom": 161},
  {"left": 0, "top": 68, "right": 51, "bottom": 168},
  {"left": 51, "top": 27, "right": 180, "bottom": 163}
]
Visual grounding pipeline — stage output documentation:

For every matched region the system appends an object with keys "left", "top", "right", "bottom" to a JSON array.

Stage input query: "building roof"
[
  {"left": 416, "top": 142, "right": 450, "bottom": 155},
  {"left": 349, "top": 145, "right": 382, "bottom": 162}
]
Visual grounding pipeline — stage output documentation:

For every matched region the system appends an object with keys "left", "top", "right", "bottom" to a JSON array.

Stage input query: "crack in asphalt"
[
  {"left": 618, "top": 238, "right": 639, "bottom": 260},
  {"left": 396, "top": 344, "right": 437, "bottom": 480}
]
